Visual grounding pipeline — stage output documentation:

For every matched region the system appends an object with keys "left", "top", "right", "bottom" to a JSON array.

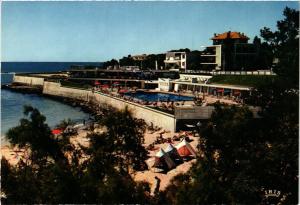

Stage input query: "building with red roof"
[
  {"left": 211, "top": 31, "right": 249, "bottom": 40},
  {"left": 200, "top": 31, "right": 258, "bottom": 71}
]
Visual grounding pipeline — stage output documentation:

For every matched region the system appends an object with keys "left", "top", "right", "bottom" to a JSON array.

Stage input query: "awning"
[
  {"left": 94, "top": 80, "right": 101, "bottom": 85},
  {"left": 101, "top": 85, "right": 110, "bottom": 88},
  {"left": 217, "top": 88, "right": 224, "bottom": 92},
  {"left": 233, "top": 90, "right": 241, "bottom": 95},
  {"left": 119, "top": 89, "right": 129, "bottom": 93},
  {"left": 224, "top": 88, "right": 231, "bottom": 93}
]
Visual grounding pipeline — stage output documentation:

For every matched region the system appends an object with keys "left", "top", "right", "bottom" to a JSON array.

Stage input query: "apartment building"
[
  {"left": 200, "top": 31, "right": 258, "bottom": 71},
  {"left": 164, "top": 51, "right": 187, "bottom": 71}
]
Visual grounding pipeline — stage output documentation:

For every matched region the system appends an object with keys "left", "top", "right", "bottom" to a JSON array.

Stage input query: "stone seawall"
[
  {"left": 43, "top": 81, "right": 91, "bottom": 101},
  {"left": 43, "top": 81, "right": 176, "bottom": 131},
  {"left": 13, "top": 75, "right": 44, "bottom": 86}
]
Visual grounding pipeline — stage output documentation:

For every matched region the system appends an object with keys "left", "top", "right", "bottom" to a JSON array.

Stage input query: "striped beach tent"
[
  {"left": 165, "top": 143, "right": 182, "bottom": 163},
  {"left": 152, "top": 148, "right": 176, "bottom": 172},
  {"left": 175, "top": 139, "right": 197, "bottom": 157}
]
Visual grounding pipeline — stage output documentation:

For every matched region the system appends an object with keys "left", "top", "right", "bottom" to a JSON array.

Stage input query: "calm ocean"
[{"left": 1, "top": 62, "right": 102, "bottom": 145}]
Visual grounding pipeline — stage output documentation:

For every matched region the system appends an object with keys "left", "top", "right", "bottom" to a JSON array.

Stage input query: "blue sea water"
[
  {"left": 1, "top": 62, "right": 99, "bottom": 145},
  {"left": 1, "top": 62, "right": 102, "bottom": 73}
]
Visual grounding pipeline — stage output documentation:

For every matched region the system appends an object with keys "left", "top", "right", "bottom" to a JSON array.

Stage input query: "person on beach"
[{"left": 154, "top": 176, "right": 161, "bottom": 195}]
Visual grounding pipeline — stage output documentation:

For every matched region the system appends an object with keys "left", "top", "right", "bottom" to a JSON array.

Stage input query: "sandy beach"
[
  {"left": 1, "top": 127, "right": 199, "bottom": 194},
  {"left": 133, "top": 129, "right": 199, "bottom": 193}
]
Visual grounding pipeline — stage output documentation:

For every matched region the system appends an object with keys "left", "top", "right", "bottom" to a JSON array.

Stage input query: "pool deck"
[{"left": 137, "top": 89, "right": 195, "bottom": 98}]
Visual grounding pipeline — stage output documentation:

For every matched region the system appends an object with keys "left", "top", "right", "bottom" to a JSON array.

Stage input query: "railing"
[
  {"left": 60, "top": 80, "right": 92, "bottom": 90},
  {"left": 184, "top": 70, "right": 275, "bottom": 76}
]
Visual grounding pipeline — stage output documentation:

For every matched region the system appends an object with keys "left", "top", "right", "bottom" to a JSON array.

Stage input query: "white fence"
[{"left": 185, "top": 70, "right": 275, "bottom": 76}]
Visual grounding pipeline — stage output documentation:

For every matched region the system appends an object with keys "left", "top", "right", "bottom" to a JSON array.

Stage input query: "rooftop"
[{"left": 211, "top": 31, "right": 249, "bottom": 40}]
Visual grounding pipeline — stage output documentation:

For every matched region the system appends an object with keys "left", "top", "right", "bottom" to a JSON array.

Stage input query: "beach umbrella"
[
  {"left": 175, "top": 139, "right": 197, "bottom": 157},
  {"left": 52, "top": 129, "right": 63, "bottom": 135}
]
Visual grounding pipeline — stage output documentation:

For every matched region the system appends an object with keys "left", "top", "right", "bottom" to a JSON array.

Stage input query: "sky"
[{"left": 1, "top": 1, "right": 299, "bottom": 62}]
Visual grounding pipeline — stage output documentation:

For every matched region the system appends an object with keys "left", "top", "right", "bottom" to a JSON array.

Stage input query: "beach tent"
[
  {"left": 152, "top": 148, "right": 176, "bottom": 171},
  {"left": 175, "top": 139, "right": 197, "bottom": 157},
  {"left": 165, "top": 143, "right": 182, "bottom": 163}
]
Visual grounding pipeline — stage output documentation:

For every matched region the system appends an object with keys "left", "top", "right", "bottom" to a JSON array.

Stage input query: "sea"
[{"left": 1, "top": 62, "right": 102, "bottom": 145}]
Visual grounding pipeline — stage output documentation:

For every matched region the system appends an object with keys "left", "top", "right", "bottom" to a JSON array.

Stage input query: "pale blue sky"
[{"left": 1, "top": 1, "right": 298, "bottom": 62}]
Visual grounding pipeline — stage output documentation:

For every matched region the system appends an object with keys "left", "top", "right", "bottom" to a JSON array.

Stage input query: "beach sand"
[
  {"left": 132, "top": 129, "right": 199, "bottom": 193},
  {"left": 1, "top": 127, "right": 199, "bottom": 193}
]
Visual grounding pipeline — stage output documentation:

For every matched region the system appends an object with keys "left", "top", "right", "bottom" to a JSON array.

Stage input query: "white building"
[
  {"left": 200, "top": 45, "right": 222, "bottom": 71},
  {"left": 158, "top": 78, "right": 172, "bottom": 92},
  {"left": 164, "top": 52, "right": 187, "bottom": 71}
]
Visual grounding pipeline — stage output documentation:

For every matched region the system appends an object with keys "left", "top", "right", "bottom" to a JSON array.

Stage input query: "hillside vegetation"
[{"left": 209, "top": 75, "right": 277, "bottom": 87}]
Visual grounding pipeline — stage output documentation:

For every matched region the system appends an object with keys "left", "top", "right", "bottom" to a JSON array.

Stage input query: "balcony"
[
  {"left": 201, "top": 54, "right": 216, "bottom": 57},
  {"left": 164, "top": 58, "right": 182, "bottom": 63}
]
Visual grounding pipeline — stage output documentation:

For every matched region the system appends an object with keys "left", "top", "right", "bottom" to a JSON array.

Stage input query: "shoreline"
[
  {"left": 1, "top": 126, "right": 199, "bottom": 193},
  {"left": 1, "top": 85, "right": 99, "bottom": 148},
  {"left": 2, "top": 84, "right": 97, "bottom": 116},
  {"left": 1, "top": 83, "right": 199, "bottom": 193}
]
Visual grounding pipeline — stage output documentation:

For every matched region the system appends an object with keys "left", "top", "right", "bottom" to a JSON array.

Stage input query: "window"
[{"left": 182, "top": 54, "right": 185, "bottom": 59}]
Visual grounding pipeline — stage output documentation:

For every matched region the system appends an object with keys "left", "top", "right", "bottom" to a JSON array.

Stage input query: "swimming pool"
[{"left": 124, "top": 91, "right": 193, "bottom": 102}]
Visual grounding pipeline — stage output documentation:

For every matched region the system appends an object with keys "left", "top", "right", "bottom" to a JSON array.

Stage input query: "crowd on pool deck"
[{"left": 90, "top": 84, "right": 243, "bottom": 111}]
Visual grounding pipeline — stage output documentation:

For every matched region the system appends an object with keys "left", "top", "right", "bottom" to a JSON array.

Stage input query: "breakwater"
[
  {"left": 10, "top": 74, "right": 178, "bottom": 131},
  {"left": 13, "top": 75, "right": 45, "bottom": 86}
]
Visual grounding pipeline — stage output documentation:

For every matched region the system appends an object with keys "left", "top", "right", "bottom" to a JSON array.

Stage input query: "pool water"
[{"left": 124, "top": 91, "right": 193, "bottom": 102}]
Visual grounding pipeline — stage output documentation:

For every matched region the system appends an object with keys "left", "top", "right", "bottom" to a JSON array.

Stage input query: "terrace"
[{"left": 59, "top": 78, "right": 241, "bottom": 117}]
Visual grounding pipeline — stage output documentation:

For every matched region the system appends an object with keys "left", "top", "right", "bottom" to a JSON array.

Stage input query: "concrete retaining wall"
[
  {"left": 13, "top": 75, "right": 45, "bottom": 86},
  {"left": 43, "top": 82, "right": 176, "bottom": 131},
  {"left": 93, "top": 93, "right": 176, "bottom": 131},
  {"left": 175, "top": 105, "right": 261, "bottom": 119},
  {"left": 43, "top": 82, "right": 91, "bottom": 101},
  {"left": 175, "top": 106, "right": 214, "bottom": 119}
]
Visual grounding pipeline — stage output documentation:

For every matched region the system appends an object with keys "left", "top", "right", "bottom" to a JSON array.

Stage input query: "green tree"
[
  {"left": 252, "top": 35, "right": 274, "bottom": 69},
  {"left": 6, "top": 105, "right": 66, "bottom": 162},
  {"left": 119, "top": 55, "right": 138, "bottom": 67},
  {"left": 161, "top": 104, "right": 262, "bottom": 204},
  {"left": 143, "top": 54, "right": 165, "bottom": 70},
  {"left": 161, "top": 102, "right": 297, "bottom": 204},
  {"left": 2, "top": 106, "right": 82, "bottom": 203},
  {"left": 102, "top": 58, "right": 119, "bottom": 69},
  {"left": 260, "top": 7, "right": 299, "bottom": 88},
  {"left": 87, "top": 106, "right": 148, "bottom": 172},
  {"left": 1, "top": 105, "right": 151, "bottom": 204},
  {"left": 161, "top": 7, "right": 299, "bottom": 204}
]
